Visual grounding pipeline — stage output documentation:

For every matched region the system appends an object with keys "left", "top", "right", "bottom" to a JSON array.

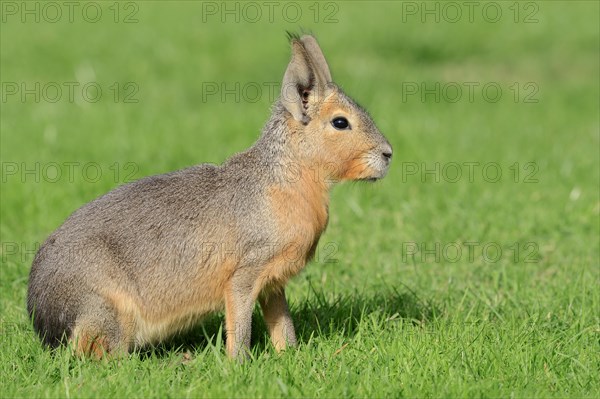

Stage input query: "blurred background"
[{"left": 1, "top": 1, "right": 598, "bottom": 396}]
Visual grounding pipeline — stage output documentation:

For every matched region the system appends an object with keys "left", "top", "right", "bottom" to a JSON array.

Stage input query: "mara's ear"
[
  {"left": 281, "top": 35, "right": 332, "bottom": 124},
  {"left": 299, "top": 35, "right": 332, "bottom": 85}
]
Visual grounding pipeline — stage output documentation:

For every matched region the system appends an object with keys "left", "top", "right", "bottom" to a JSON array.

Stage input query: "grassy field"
[{"left": 1, "top": 1, "right": 598, "bottom": 397}]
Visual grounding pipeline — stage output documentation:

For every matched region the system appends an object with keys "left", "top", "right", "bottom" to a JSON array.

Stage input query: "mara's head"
[{"left": 279, "top": 34, "right": 392, "bottom": 183}]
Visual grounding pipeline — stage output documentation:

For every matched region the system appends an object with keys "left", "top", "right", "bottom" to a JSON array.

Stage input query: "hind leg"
[
  {"left": 259, "top": 289, "right": 296, "bottom": 352},
  {"left": 70, "top": 298, "right": 133, "bottom": 359}
]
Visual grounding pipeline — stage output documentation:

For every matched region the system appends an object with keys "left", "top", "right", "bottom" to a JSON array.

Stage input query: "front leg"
[
  {"left": 224, "top": 280, "right": 255, "bottom": 361},
  {"left": 259, "top": 289, "right": 297, "bottom": 351}
]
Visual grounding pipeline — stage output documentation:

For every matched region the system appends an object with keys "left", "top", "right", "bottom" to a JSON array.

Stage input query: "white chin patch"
[{"left": 367, "top": 156, "right": 390, "bottom": 180}]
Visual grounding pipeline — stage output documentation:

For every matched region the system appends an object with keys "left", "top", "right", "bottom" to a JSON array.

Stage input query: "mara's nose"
[{"left": 382, "top": 144, "right": 393, "bottom": 161}]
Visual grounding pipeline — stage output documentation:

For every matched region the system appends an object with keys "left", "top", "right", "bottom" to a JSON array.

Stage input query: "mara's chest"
[
  {"left": 256, "top": 184, "right": 329, "bottom": 291},
  {"left": 268, "top": 181, "right": 328, "bottom": 242}
]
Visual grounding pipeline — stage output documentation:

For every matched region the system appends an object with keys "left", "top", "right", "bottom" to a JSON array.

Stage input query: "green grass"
[{"left": 1, "top": 1, "right": 599, "bottom": 397}]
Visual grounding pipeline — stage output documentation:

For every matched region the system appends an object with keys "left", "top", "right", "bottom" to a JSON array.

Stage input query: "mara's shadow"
[{"left": 141, "top": 285, "right": 439, "bottom": 358}]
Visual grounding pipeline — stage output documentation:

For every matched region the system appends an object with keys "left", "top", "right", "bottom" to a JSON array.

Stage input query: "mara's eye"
[{"left": 332, "top": 117, "right": 350, "bottom": 130}]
